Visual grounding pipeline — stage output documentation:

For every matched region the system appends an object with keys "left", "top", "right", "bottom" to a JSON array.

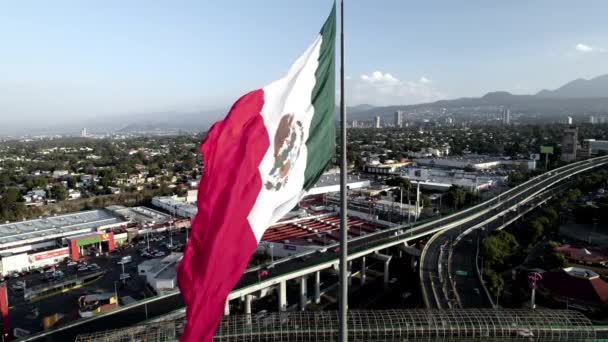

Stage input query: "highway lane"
[{"left": 23, "top": 156, "right": 608, "bottom": 341}]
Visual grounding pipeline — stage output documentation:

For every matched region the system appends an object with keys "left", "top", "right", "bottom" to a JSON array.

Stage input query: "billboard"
[{"left": 540, "top": 146, "right": 554, "bottom": 154}]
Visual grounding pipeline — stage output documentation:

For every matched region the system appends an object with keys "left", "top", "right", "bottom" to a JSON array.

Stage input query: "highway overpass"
[{"left": 419, "top": 156, "right": 608, "bottom": 310}]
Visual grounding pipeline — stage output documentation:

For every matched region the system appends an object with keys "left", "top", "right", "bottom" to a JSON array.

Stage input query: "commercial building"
[
  {"left": 306, "top": 173, "right": 371, "bottom": 195},
  {"left": 151, "top": 196, "right": 198, "bottom": 219},
  {"left": 0, "top": 207, "right": 174, "bottom": 275},
  {"left": 561, "top": 127, "right": 579, "bottom": 162},
  {"left": 363, "top": 161, "right": 413, "bottom": 175},
  {"left": 399, "top": 167, "right": 502, "bottom": 192},
  {"left": 138, "top": 253, "right": 182, "bottom": 295},
  {"left": 414, "top": 155, "right": 535, "bottom": 171},
  {"left": 374, "top": 116, "right": 381, "bottom": 129}
]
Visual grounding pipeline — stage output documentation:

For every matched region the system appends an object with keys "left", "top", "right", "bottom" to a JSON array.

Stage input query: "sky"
[{"left": 2, "top": 1, "right": 608, "bottom": 131}]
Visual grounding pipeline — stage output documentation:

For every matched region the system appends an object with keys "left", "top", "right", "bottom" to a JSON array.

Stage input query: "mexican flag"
[{"left": 178, "top": 4, "right": 336, "bottom": 341}]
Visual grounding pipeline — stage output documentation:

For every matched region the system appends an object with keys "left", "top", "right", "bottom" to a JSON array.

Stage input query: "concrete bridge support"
[
  {"left": 244, "top": 294, "right": 253, "bottom": 315},
  {"left": 224, "top": 300, "right": 230, "bottom": 316},
  {"left": 300, "top": 275, "right": 308, "bottom": 310},
  {"left": 314, "top": 271, "right": 321, "bottom": 304},
  {"left": 373, "top": 253, "right": 392, "bottom": 286},
  {"left": 279, "top": 280, "right": 287, "bottom": 311},
  {"left": 361, "top": 256, "right": 367, "bottom": 285}
]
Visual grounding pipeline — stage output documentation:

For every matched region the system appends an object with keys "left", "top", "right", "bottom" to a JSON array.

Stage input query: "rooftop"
[{"left": 0, "top": 210, "right": 127, "bottom": 248}]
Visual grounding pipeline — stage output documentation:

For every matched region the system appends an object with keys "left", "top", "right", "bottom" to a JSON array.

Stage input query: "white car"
[{"left": 67, "top": 261, "right": 78, "bottom": 267}]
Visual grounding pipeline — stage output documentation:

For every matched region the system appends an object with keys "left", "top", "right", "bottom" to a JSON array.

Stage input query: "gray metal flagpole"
[{"left": 338, "top": 0, "right": 348, "bottom": 341}]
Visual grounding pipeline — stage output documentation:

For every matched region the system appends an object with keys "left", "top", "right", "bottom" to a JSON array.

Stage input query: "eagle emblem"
[{"left": 265, "top": 113, "right": 304, "bottom": 191}]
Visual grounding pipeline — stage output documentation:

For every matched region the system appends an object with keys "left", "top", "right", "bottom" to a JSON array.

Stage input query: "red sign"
[{"left": 31, "top": 248, "right": 69, "bottom": 261}]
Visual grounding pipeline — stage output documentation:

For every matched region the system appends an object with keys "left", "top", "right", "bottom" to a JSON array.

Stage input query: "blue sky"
[{"left": 2, "top": 1, "right": 608, "bottom": 128}]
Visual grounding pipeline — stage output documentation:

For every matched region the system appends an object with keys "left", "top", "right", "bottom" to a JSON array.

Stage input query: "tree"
[
  {"left": 525, "top": 219, "right": 544, "bottom": 245},
  {"left": 447, "top": 186, "right": 466, "bottom": 210},
  {"left": 50, "top": 186, "right": 68, "bottom": 201},
  {"left": 481, "top": 230, "right": 519, "bottom": 268},
  {"left": 543, "top": 251, "right": 566, "bottom": 270}
]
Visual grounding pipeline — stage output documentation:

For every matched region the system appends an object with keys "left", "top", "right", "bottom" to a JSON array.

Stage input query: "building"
[
  {"left": 374, "top": 116, "right": 381, "bottom": 129},
  {"left": 399, "top": 167, "right": 502, "bottom": 192},
  {"left": 0, "top": 210, "right": 126, "bottom": 275},
  {"left": 394, "top": 111, "right": 403, "bottom": 128},
  {"left": 138, "top": 253, "right": 182, "bottom": 294},
  {"left": 81, "top": 128, "right": 87, "bottom": 138},
  {"left": 414, "top": 155, "right": 535, "bottom": 171},
  {"left": 567, "top": 116, "right": 573, "bottom": 125},
  {"left": 0, "top": 207, "right": 174, "bottom": 275},
  {"left": 152, "top": 196, "right": 198, "bottom": 219},
  {"left": 580, "top": 139, "right": 608, "bottom": 158},
  {"left": 363, "top": 161, "right": 413, "bottom": 175},
  {"left": 539, "top": 267, "right": 608, "bottom": 312},
  {"left": 561, "top": 127, "right": 579, "bottom": 162},
  {"left": 590, "top": 116, "right": 597, "bottom": 124},
  {"left": 555, "top": 245, "right": 608, "bottom": 267},
  {"left": 502, "top": 109, "right": 511, "bottom": 125}
]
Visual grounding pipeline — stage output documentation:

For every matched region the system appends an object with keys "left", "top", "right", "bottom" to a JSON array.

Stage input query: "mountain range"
[{"left": 346, "top": 74, "right": 608, "bottom": 121}]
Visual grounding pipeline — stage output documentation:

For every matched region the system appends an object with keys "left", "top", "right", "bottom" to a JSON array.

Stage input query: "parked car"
[
  {"left": 77, "top": 265, "right": 89, "bottom": 272},
  {"left": 67, "top": 261, "right": 78, "bottom": 267}
]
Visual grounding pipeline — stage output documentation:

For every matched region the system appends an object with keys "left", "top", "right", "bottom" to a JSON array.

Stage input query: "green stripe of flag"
[{"left": 303, "top": 2, "right": 336, "bottom": 191}]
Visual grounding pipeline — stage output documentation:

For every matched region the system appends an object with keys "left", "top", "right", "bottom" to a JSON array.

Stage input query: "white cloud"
[
  {"left": 346, "top": 71, "right": 445, "bottom": 106},
  {"left": 575, "top": 43, "right": 605, "bottom": 53}
]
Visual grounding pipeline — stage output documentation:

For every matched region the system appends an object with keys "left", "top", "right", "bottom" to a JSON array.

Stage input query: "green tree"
[
  {"left": 480, "top": 230, "right": 519, "bottom": 268},
  {"left": 447, "top": 186, "right": 466, "bottom": 210},
  {"left": 50, "top": 186, "right": 68, "bottom": 201},
  {"left": 525, "top": 219, "right": 545, "bottom": 245}
]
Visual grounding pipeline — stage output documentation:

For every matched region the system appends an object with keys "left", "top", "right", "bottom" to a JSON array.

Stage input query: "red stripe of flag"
[{"left": 178, "top": 89, "right": 269, "bottom": 341}]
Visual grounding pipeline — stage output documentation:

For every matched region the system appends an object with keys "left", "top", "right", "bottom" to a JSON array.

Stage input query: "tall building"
[
  {"left": 374, "top": 116, "right": 381, "bottom": 129},
  {"left": 502, "top": 109, "right": 511, "bottom": 125},
  {"left": 351, "top": 120, "right": 358, "bottom": 128},
  {"left": 567, "top": 116, "right": 573, "bottom": 125},
  {"left": 561, "top": 126, "right": 578, "bottom": 162},
  {"left": 394, "top": 111, "right": 403, "bottom": 128},
  {"left": 81, "top": 128, "right": 87, "bottom": 137},
  {"left": 590, "top": 116, "right": 597, "bottom": 124}
]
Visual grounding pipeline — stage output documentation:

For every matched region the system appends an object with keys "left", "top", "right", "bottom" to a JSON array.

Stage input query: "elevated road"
[
  {"left": 22, "top": 156, "right": 608, "bottom": 341},
  {"left": 420, "top": 156, "right": 608, "bottom": 309}
]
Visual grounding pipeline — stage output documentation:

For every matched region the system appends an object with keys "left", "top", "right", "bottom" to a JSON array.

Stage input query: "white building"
[
  {"left": 374, "top": 116, "right": 381, "bottom": 129},
  {"left": 400, "top": 167, "right": 504, "bottom": 192},
  {"left": 138, "top": 253, "right": 182, "bottom": 294},
  {"left": 152, "top": 196, "right": 198, "bottom": 219}
]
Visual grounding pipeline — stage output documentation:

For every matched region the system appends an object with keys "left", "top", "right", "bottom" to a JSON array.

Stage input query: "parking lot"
[{"left": 3, "top": 228, "right": 189, "bottom": 335}]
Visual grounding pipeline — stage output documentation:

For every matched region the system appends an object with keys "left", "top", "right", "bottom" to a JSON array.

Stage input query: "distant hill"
[
  {"left": 536, "top": 74, "right": 608, "bottom": 98},
  {"left": 346, "top": 74, "right": 608, "bottom": 122}
]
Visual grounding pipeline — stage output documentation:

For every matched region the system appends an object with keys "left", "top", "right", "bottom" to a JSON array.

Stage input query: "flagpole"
[{"left": 338, "top": 0, "right": 348, "bottom": 341}]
